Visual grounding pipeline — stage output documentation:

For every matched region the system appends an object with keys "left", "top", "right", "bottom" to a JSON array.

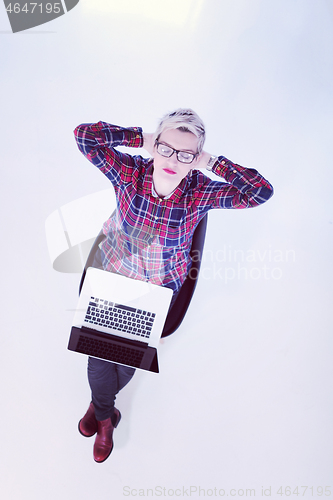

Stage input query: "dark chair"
[{"left": 79, "top": 214, "right": 207, "bottom": 337}]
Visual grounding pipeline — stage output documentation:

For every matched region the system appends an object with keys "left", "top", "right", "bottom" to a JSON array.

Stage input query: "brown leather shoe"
[
  {"left": 93, "top": 408, "right": 121, "bottom": 463},
  {"left": 78, "top": 402, "right": 98, "bottom": 437}
]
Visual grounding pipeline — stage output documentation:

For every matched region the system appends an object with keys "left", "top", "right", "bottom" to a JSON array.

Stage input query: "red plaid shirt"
[{"left": 74, "top": 122, "right": 273, "bottom": 294}]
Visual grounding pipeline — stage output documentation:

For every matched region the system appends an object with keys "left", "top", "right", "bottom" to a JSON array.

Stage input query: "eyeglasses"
[{"left": 155, "top": 141, "right": 198, "bottom": 164}]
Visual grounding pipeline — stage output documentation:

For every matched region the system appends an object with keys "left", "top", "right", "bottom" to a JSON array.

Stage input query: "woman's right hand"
[{"left": 142, "top": 133, "right": 155, "bottom": 156}]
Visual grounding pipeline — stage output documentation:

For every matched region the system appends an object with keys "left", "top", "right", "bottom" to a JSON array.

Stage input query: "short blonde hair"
[{"left": 154, "top": 108, "right": 205, "bottom": 153}]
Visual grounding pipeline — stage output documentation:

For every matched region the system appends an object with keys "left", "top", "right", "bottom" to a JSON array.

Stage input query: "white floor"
[{"left": 1, "top": 1, "right": 332, "bottom": 499}]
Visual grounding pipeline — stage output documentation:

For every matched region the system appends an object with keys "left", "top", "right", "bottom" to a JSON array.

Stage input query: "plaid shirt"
[{"left": 74, "top": 122, "right": 273, "bottom": 294}]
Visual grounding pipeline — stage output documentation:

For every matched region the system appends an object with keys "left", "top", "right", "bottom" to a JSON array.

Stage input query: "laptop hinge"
[{"left": 76, "top": 325, "right": 149, "bottom": 348}]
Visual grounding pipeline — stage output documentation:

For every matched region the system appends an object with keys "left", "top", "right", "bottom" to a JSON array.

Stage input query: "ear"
[{"left": 193, "top": 153, "right": 202, "bottom": 165}]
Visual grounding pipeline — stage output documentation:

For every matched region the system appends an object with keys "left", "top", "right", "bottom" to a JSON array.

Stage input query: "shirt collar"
[{"left": 151, "top": 183, "right": 176, "bottom": 200}]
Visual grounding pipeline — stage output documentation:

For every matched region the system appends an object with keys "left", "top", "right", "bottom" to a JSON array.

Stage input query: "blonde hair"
[{"left": 154, "top": 108, "right": 205, "bottom": 153}]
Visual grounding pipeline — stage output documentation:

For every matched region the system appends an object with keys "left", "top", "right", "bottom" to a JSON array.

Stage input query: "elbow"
[
  {"left": 246, "top": 185, "right": 274, "bottom": 208},
  {"left": 74, "top": 123, "right": 93, "bottom": 156},
  {"left": 267, "top": 184, "right": 274, "bottom": 200},
  {"left": 256, "top": 185, "right": 274, "bottom": 205}
]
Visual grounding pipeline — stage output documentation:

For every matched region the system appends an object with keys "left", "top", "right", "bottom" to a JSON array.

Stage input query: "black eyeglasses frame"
[{"left": 155, "top": 141, "right": 199, "bottom": 164}]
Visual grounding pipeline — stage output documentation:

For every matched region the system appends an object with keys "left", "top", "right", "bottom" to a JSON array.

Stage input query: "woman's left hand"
[{"left": 194, "top": 151, "right": 212, "bottom": 170}]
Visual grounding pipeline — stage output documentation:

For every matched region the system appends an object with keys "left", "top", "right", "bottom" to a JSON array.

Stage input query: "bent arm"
[
  {"left": 214, "top": 156, "right": 273, "bottom": 208},
  {"left": 195, "top": 154, "right": 273, "bottom": 209},
  {"left": 74, "top": 121, "right": 144, "bottom": 183}
]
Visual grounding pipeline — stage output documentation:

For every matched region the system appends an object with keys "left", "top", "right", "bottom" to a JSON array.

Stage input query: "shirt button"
[
  {"left": 233, "top": 169, "right": 237, "bottom": 173},
  {"left": 221, "top": 160, "right": 225, "bottom": 164}
]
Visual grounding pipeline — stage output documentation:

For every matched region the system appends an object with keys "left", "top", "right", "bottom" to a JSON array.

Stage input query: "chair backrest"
[
  {"left": 161, "top": 214, "right": 207, "bottom": 337},
  {"left": 79, "top": 213, "right": 208, "bottom": 337}
]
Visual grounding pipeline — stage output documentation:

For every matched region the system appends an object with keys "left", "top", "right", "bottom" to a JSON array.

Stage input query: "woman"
[{"left": 74, "top": 108, "right": 273, "bottom": 462}]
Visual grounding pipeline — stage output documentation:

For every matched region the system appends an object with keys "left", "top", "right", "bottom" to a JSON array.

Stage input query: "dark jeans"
[{"left": 88, "top": 357, "right": 135, "bottom": 421}]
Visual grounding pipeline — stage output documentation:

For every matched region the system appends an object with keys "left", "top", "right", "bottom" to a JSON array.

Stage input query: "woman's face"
[{"left": 152, "top": 128, "right": 200, "bottom": 197}]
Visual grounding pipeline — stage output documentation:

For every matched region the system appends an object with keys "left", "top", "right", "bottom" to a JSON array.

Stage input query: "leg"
[
  {"left": 87, "top": 357, "right": 135, "bottom": 463},
  {"left": 87, "top": 357, "right": 135, "bottom": 421}
]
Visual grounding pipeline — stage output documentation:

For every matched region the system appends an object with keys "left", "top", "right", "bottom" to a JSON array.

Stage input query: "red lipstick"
[{"left": 163, "top": 168, "right": 177, "bottom": 175}]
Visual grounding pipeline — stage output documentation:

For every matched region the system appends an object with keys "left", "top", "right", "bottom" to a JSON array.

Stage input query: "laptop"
[{"left": 68, "top": 267, "right": 173, "bottom": 373}]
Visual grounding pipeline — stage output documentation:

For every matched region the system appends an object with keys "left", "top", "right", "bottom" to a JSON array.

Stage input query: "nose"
[{"left": 167, "top": 151, "right": 179, "bottom": 167}]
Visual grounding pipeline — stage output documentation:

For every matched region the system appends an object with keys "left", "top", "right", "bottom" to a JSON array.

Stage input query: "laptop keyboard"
[
  {"left": 76, "top": 335, "right": 145, "bottom": 367},
  {"left": 84, "top": 296, "right": 156, "bottom": 339}
]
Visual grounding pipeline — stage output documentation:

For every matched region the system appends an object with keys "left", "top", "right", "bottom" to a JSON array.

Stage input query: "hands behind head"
[
  {"left": 193, "top": 151, "right": 211, "bottom": 170},
  {"left": 142, "top": 133, "right": 155, "bottom": 156}
]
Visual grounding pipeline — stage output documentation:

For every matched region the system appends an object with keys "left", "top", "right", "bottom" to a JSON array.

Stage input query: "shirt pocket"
[{"left": 163, "top": 220, "right": 187, "bottom": 247}]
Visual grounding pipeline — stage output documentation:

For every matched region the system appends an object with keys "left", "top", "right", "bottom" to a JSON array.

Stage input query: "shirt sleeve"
[
  {"left": 74, "top": 121, "right": 144, "bottom": 185},
  {"left": 196, "top": 156, "right": 274, "bottom": 209}
]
